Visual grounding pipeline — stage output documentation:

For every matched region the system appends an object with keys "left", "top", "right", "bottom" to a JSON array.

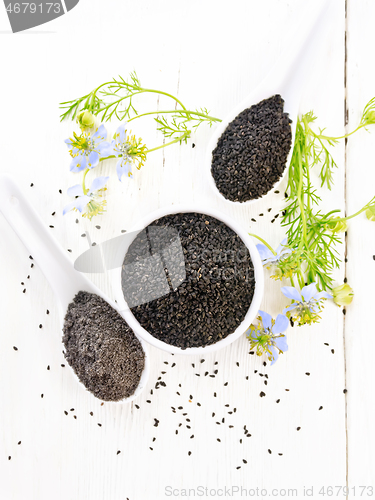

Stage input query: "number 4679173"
[{"left": 6, "top": 3, "right": 61, "bottom": 14}]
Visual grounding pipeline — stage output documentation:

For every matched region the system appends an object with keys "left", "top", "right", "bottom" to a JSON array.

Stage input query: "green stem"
[
  {"left": 145, "top": 134, "right": 189, "bottom": 153},
  {"left": 307, "top": 123, "right": 364, "bottom": 143},
  {"left": 127, "top": 110, "right": 222, "bottom": 123},
  {"left": 326, "top": 204, "right": 372, "bottom": 223},
  {"left": 296, "top": 149, "right": 309, "bottom": 250},
  {"left": 91, "top": 81, "right": 188, "bottom": 114},
  {"left": 82, "top": 168, "right": 90, "bottom": 195},
  {"left": 141, "top": 88, "right": 187, "bottom": 111},
  {"left": 248, "top": 233, "right": 277, "bottom": 255},
  {"left": 99, "top": 133, "right": 190, "bottom": 163}
]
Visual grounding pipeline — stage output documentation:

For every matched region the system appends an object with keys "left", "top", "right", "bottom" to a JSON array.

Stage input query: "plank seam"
[{"left": 344, "top": 0, "right": 349, "bottom": 497}]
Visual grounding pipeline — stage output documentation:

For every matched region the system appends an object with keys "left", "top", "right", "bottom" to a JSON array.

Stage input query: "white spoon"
[
  {"left": 206, "top": 0, "right": 334, "bottom": 205},
  {"left": 0, "top": 174, "right": 150, "bottom": 403}
]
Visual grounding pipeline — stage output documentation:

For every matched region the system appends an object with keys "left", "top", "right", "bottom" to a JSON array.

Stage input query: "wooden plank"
[{"left": 345, "top": 0, "right": 375, "bottom": 492}]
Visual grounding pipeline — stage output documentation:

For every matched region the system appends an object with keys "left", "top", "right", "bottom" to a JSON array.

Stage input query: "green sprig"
[
  {"left": 280, "top": 97, "right": 375, "bottom": 291},
  {"left": 59, "top": 71, "right": 221, "bottom": 145}
]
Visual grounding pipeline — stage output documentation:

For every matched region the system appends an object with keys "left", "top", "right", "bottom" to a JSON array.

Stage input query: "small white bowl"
[{"left": 113, "top": 205, "right": 264, "bottom": 355}]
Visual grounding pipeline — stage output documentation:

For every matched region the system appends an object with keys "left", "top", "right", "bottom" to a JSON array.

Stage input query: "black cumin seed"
[
  {"left": 97, "top": 423, "right": 102, "bottom": 427},
  {"left": 319, "top": 406, "right": 323, "bottom": 410},
  {"left": 18, "top": 441, "right": 21, "bottom": 445},
  {"left": 305, "top": 372, "right": 310, "bottom": 376},
  {"left": 268, "top": 449, "right": 272, "bottom": 454},
  {"left": 13, "top": 346, "right": 18, "bottom": 351},
  {"left": 188, "top": 451, "right": 191, "bottom": 456},
  {"left": 260, "top": 392, "right": 266, "bottom": 397},
  {"left": 297, "top": 427, "right": 301, "bottom": 431},
  {"left": 47, "top": 366, "right": 50, "bottom": 370},
  {"left": 210, "top": 95, "right": 292, "bottom": 202},
  {"left": 343, "top": 389, "right": 347, "bottom": 394},
  {"left": 117, "top": 450, "right": 121, "bottom": 455},
  {"left": 276, "top": 399, "right": 280, "bottom": 403},
  {"left": 122, "top": 213, "right": 254, "bottom": 349}
]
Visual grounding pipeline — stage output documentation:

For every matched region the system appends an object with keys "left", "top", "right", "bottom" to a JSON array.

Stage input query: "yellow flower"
[{"left": 332, "top": 283, "right": 354, "bottom": 306}]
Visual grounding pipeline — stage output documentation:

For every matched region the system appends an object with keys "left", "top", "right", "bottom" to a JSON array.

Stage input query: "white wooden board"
[{"left": 0, "top": 1, "right": 373, "bottom": 499}]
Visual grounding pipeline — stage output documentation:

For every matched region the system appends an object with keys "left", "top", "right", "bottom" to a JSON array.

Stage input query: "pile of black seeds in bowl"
[
  {"left": 121, "top": 212, "right": 255, "bottom": 349},
  {"left": 62, "top": 291, "right": 145, "bottom": 401},
  {"left": 211, "top": 94, "right": 292, "bottom": 203}
]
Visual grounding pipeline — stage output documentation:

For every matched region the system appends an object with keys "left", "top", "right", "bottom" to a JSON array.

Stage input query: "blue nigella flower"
[
  {"left": 281, "top": 282, "right": 332, "bottom": 325},
  {"left": 63, "top": 176, "right": 109, "bottom": 218},
  {"left": 247, "top": 310, "right": 289, "bottom": 365},
  {"left": 256, "top": 238, "right": 292, "bottom": 265},
  {"left": 65, "top": 124, "right": 111, "bottom": 173},
  {"left": 111, "top": 123, "right": 133, "bottom": 181}
]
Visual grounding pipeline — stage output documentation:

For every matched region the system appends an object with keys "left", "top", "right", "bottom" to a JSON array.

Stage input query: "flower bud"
[
  {"left": 366, "top": 205, "right": 375, "bottom": 221},
  {"left": 332, "top": 283, "right": 354, "bottom": 306},
  {"left": 77, "top": 110, "right": 95, "bottom": 131},
  {"left": 327, "top": 217, "right": 347, "bottom": 233},
  {"left": 364, "top": 110, "right": 375, "bottom": 125}
]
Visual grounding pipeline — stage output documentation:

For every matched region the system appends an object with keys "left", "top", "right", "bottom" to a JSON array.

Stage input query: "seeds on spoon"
[
  {"left": 62, "top": 291, "right": 145, "bottom": 401},
  {"left": 211, "top": 94, "right": 292, "bottom": 202}
]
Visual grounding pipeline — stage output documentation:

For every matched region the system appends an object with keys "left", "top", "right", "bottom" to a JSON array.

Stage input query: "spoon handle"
[
  {"left": 270, "top": 0, "right": 334, "bottom": 116},
  {"left": 0, "top": 174, "right": 85, "bottom": 313}
]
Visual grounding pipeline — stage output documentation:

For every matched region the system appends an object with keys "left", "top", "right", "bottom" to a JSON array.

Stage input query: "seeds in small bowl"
[{"left": 121, "top": 211, "right": 257, "bottom": 351}]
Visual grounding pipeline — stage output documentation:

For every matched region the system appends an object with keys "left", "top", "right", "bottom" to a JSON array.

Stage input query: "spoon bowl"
[{"left": 0, "top": 174, "right": 149, "bottom": 403}]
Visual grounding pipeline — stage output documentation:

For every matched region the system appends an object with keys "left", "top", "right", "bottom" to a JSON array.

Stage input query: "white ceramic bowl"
[{"left": 113, "top": 205, "right": 264, "bottom": 355}]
